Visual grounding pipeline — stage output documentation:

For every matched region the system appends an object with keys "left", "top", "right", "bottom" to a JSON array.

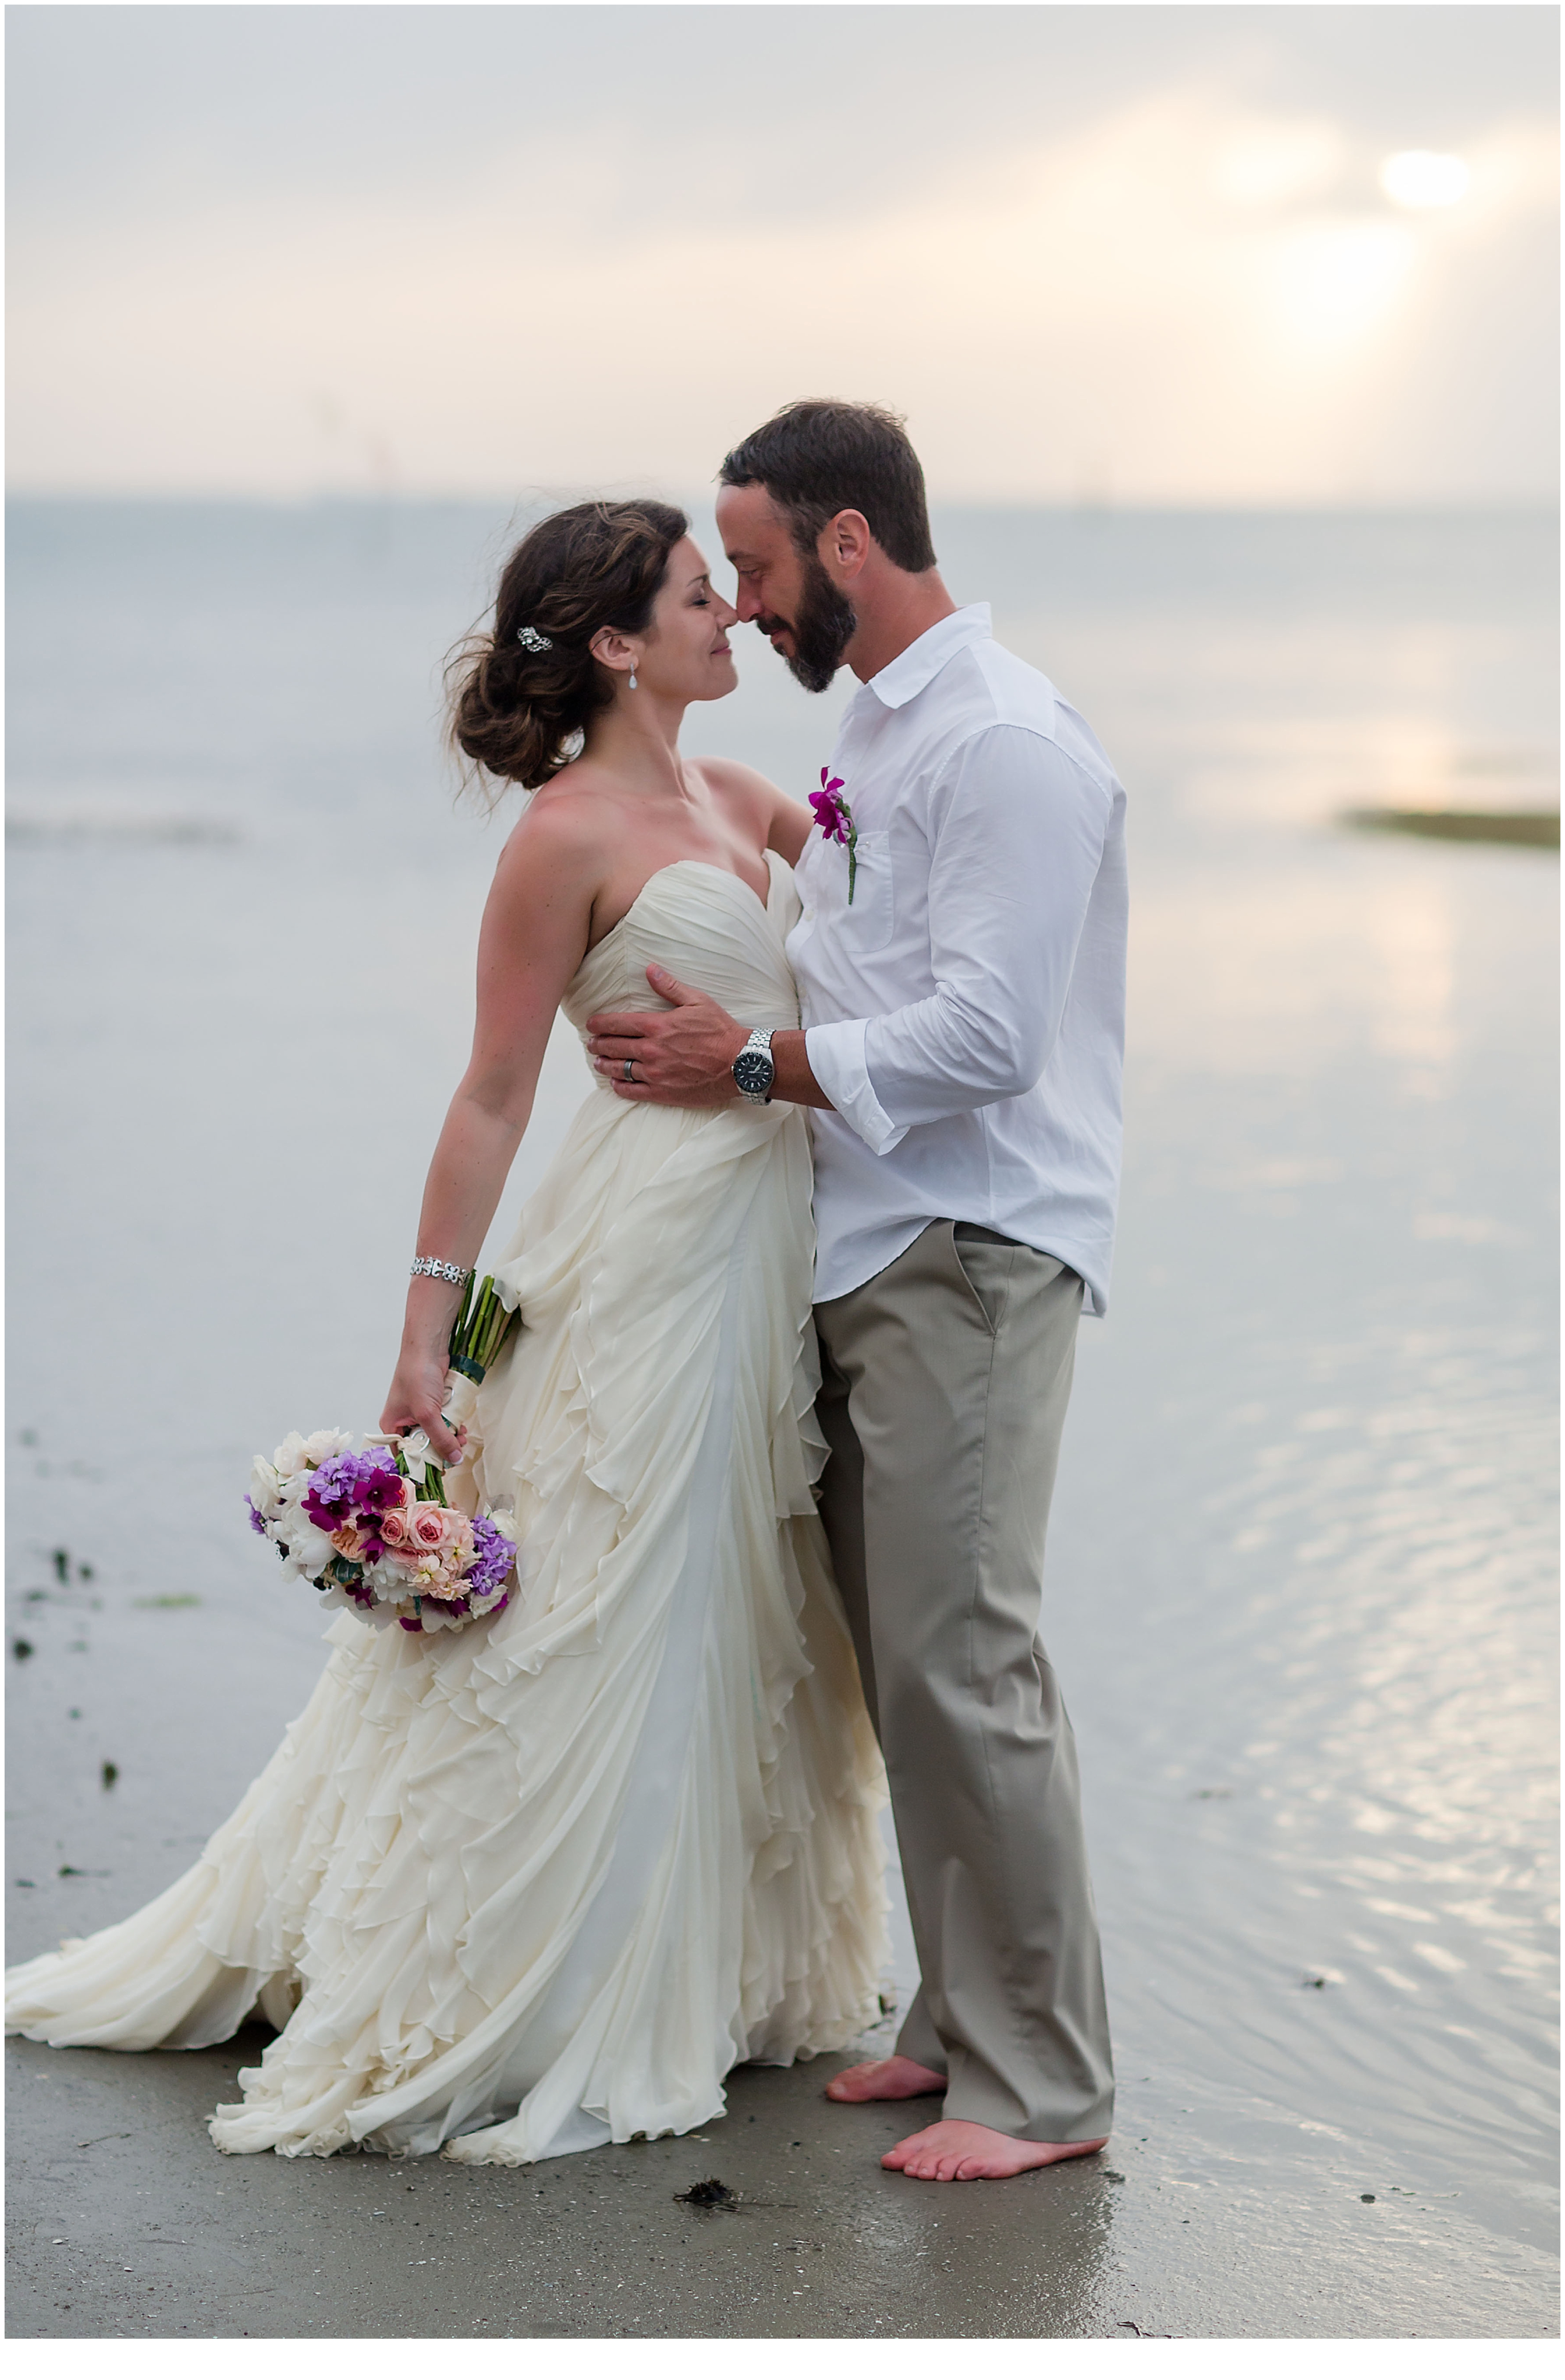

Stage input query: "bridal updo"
[{"left": 447, "top": 499, "right": 689, "bottom": 796}]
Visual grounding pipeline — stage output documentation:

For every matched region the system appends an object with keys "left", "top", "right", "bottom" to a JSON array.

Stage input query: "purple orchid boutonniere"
[{"left": 810, "top": 768, "right": 859, "bottom": 903}]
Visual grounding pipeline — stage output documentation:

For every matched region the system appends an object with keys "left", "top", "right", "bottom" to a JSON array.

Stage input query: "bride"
[{"left": 6, "top": 498, "right": 890, "bottom": 2163}]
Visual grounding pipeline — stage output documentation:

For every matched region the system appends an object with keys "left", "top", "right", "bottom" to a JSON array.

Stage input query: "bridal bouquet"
[{"left": 245, "top": 1273, "right": 522, "bottom": 1636}]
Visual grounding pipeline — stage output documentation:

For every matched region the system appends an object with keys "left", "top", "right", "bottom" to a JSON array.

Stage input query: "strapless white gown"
[{"left": 6, "top": 854, "right": 890, "bottom": 2162}]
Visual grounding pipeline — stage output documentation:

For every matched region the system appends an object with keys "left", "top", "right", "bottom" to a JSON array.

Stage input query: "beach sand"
[{"left": 6, "top": 2018, "right": 1552, "bottom": 2340}]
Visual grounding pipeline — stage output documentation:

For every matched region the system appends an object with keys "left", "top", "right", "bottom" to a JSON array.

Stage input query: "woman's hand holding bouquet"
[{"left": 249, "top": 1274, "right": 521, "bottom": 1637}]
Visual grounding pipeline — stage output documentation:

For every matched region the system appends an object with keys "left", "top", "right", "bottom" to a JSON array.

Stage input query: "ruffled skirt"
[{"left": 6, "top": 1089, "right": 889, "bottom": 2161}]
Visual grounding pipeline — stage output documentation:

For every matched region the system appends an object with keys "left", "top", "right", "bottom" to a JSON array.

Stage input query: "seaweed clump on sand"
[{"left": 675, "top": 2177, "right": 740, "bottom": 2211}]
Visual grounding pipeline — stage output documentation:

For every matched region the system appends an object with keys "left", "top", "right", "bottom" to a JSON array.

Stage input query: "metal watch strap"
[{"left": 732, "top": 1027, "right": 775, "bottom": 1104}]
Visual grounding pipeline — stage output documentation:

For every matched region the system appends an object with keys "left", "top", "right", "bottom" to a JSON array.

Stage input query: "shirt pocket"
[{"left": 821, "top": 828, "right": 895, "bottom": 955}]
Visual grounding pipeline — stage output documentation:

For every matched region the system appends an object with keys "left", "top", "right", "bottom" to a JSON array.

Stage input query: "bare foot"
[
  {"left": 882, "top": 2120, "right": 1108, "bottom": 2181},
  {"left": 824, "top": 2056, "right": 948, "bottom": 2104}
]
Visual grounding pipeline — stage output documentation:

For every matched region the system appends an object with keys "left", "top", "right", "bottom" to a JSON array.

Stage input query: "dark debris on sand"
[{"left": 675, "top": 2177, "right": 741, "bottom": 2211}]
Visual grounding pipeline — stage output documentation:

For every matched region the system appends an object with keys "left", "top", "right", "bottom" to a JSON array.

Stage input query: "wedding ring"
[{"left": 624, "top": 1059, "right": 635, "bottom": 1082}]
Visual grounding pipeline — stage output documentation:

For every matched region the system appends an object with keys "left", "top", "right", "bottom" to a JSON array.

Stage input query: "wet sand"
[
  {"left": 6, "top": 2019, "right": 1552, "bottom": 2341},
  {"left": 6, "top": 502, "right": 1558, "bottom": 2337},
  {"left": 15, "top": 1443, "right": 1548, "bottom": 2341}
]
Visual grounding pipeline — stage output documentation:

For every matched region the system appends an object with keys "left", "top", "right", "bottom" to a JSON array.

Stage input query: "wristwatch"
[{"left": 731, "top": 1028, "right": 776, "bottom": 1105}]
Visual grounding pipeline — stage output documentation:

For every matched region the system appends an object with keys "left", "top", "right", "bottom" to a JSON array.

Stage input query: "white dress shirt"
[{"left": 788, "top": 603, "right": 1128, "bottom": 1313}]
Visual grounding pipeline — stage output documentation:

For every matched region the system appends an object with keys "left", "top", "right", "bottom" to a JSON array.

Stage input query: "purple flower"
[
  {"left": 353, "top": 1460, "right": 406, "bottom": 1517},
  {"left": 301, "top": 1447, "right": 401, "bottom": 1534},
  {"left": 810, "top": 771, "right": 849, "bottom": 844},
  {"left": 465, "top": 1514, "right": 517, "bottom": 1603},
  {"left": 245, "top": 1495, "right": 269, "bottom": 1536},
  {"left": 809, "top": 769, "right": 859, "bottom": 902}
]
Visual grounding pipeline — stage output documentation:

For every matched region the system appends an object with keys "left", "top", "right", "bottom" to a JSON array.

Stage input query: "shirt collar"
[{"left": 861, "top": 602, "right": 993, "bottom": 711}]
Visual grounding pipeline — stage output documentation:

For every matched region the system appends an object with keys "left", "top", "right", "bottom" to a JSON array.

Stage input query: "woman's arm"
[
  {"left": 698, "top": 756, "right": 814, "bottom": 867},
  {"left": 765, "top": 790, "right": 815, "bottom": 866},
  {"left": 379, "top": 806, "right": 600, "bottom": 1459}
]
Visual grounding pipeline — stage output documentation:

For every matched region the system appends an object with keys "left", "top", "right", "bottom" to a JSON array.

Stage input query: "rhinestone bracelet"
[{"left": 410, "top": 1257, "right": 470, "bottom": 1286}]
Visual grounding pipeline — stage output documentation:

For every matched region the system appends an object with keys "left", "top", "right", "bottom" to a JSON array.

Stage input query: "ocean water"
[{"left": 6, "top": 499, "right": 1558, "bottom": 2329}]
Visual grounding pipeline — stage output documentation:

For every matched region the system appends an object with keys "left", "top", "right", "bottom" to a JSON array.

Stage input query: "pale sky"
[{"left": 6, "top": 3, "right": 1559, "bottom": 504}]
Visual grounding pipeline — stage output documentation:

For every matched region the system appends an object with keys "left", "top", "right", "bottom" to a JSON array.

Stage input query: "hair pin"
[{"left": 517, "top": 625, "right": 553, "bottom": 652}]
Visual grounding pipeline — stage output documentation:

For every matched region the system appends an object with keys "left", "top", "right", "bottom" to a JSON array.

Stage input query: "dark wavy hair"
[
  {"left": 719, "top": 399, "right": 936, "bottom": 574},
  {"left": 446, "top": 498, "right": 689, "bottom": 797}
]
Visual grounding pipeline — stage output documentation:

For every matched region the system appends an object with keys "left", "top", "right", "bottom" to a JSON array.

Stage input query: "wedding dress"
[{"left": 6, "top": 854, "right": 890, "bottom": 2162}]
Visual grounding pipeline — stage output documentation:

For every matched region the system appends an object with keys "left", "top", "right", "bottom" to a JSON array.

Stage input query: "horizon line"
[{"left": 6, "top": 488, "right": 1560, "bottom": 517}]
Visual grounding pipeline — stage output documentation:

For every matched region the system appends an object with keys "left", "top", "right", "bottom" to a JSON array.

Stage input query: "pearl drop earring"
[{"left": 628, "top": 666, "right": 638, "bottom": 691}]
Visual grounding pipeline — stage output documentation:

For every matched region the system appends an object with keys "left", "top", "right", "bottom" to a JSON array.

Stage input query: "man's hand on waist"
[{"left": 587, "top": 964, "right": 833, "bottom": 1109}]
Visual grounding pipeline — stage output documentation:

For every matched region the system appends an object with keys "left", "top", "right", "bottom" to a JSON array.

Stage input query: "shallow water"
[{"left": 6, "top": 501, "right": 1557, "bottom": 2323}]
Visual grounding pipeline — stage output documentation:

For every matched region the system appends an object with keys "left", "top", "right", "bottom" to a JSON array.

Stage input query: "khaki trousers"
[{"left": 814, "top": 1219, "right": 1114, "bottom": 2143}]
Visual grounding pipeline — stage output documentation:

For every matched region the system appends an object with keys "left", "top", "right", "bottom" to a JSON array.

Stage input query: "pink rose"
[
  {"left": 411, "top": 1504, "right": 455, "bottom": 1553},
  {"left": 404, "top": 1505, "right": 476, "bottom": 1564},
  {"left": 380, "top": 1508, "right": 416, "bottom": 1551}
]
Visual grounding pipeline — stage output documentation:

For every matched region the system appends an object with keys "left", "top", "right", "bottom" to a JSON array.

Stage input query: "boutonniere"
[{"left": 810, "top": 769, "right": 859, "bottom": 903}]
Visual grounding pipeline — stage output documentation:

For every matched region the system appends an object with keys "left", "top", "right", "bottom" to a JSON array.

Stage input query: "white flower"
[
  {"left": 275, "top": 1506, "right": 337, "bottom": 1582},
  {"left": 272, "top": 1428, "right": 352, "bottom": 1480},
  {"left": 273, "top": 1472, "right": 310, "bottom": 1529},
  {"left": 371, "top": 1552, "right": 418, "bottom": 1602},
  {"left": 248, "top": 1456, "right": 284, "bottom": 1523}
]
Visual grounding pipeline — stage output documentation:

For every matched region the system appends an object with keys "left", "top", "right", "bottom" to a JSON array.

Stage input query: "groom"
[{"left": 587, "top": 399, "right": 1126, "bottom": 2184}]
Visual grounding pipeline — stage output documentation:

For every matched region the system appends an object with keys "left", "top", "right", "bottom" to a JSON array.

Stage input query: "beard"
[{"left": 756, "top": 555, "right": 858, "bottom": 693}]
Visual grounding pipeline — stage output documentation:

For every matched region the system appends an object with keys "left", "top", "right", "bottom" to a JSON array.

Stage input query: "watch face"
[{"left": 733, "top": 1048, "right": 774, "bottom": 1095}]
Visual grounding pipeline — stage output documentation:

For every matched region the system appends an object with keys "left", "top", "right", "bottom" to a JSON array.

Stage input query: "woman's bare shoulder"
[
  {"left": 694, "top": 754, "right": 813, "bottom": 862},
  {"left": 490, "top": 770, "right": 614, "bottom": 898},
  {"left": 692, "top": 753, "right": 790, "bottom": 811}
]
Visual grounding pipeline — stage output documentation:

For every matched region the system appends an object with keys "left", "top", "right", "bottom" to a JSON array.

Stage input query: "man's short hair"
[{"left": 719, "top": 399, "right": 937, "bottom": 575}]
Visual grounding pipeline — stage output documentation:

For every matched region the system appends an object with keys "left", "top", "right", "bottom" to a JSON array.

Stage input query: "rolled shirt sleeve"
[
  {"left": 816, "top": 724, "right": 1112, "bottom": 1146},
  {"left": 803, "top": 1016, "right": 906, "bottom": 1154}
]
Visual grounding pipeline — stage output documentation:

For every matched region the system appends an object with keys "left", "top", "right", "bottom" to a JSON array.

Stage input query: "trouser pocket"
[{"left": 949, "top": 1219, "right": 1017, "bottom": 1335}]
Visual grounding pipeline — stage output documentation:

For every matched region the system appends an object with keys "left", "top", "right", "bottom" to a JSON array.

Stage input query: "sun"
[{"left": 1380, "top": 152, "right": 1470, "bottom": 210}]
